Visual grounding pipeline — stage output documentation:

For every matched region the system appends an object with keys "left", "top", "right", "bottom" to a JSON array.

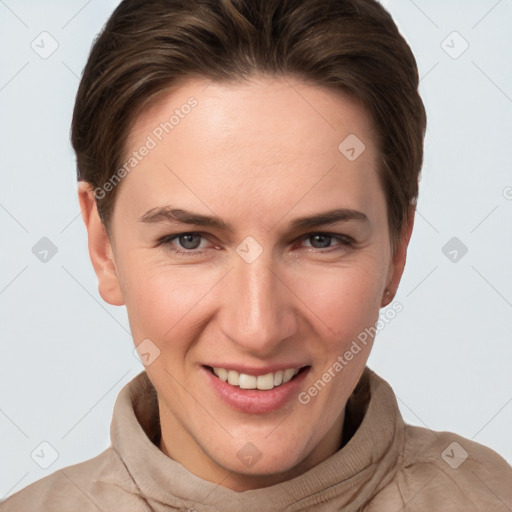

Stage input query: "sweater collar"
[{"left": 111, "top": 367, "right": 404, "bottom": 511}]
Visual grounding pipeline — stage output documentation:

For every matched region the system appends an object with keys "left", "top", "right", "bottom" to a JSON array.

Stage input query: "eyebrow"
[{"left": 139, "top": 206, "right": 368, "bottom": 232}]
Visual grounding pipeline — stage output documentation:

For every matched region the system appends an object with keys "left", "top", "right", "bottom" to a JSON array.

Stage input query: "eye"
[
  {"left": 173, "top": 233, "right": 203, "bottom": 250},
  {"left": 299, "top": 233, "right": 354, "bottom": 251},
  {"left": 156, "top": 232, "right": 212, "bottom": 255}
]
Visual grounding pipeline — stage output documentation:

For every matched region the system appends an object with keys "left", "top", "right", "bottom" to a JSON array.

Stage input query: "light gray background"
[{"left": 1, "top": 0, "right": 511, "bottom": 499}]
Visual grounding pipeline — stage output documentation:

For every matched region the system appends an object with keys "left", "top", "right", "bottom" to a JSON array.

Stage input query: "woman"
[{"left": 2, "top": 0, "right": 510, "bottom": 510}]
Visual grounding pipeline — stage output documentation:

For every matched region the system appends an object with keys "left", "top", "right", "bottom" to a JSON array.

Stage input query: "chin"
[{"left": 214, "top": 438, "right": 309, "bottom": 479}]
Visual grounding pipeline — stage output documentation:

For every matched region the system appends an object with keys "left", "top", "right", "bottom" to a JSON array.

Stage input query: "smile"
[
  {"left": 212, "top": 367, "right": 301, "bottom": 390},
  {"left": 203, "top": 365, "right": 311, "bottom": 414}
]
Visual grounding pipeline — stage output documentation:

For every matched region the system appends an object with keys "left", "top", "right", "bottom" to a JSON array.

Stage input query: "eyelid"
[
  {"left": 294, "top": 233, "right": 355, "bottom": 254},
  {"left": 297, "top": 232, "right": 354, "bottom": 246},
  {"left": 156, "top": 231, "right": 213, "bottom": 249}
]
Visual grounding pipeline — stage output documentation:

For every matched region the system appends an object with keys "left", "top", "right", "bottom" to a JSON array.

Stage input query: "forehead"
[
  {"left": 129, "top": 75, "right": 377, "bottom": 161},
  {"left": 118, "top": 76, "right": 384, "bottom": 228}
]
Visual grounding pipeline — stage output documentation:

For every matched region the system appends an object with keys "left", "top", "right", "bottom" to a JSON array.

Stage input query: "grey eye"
[
  {"left": 307, "top": 234, "right": 333, "bottom": 248},
  {"left": 178, "top": 234, "right": 203, "bottom": 249}
]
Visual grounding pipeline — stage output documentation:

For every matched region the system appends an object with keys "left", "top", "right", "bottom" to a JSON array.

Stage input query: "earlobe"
[
  {"left": 77, "top": 182, "right": 125, "bottom": 306},
  {"left": 381, "top": 288, "right": 392, "bottom": 308}
]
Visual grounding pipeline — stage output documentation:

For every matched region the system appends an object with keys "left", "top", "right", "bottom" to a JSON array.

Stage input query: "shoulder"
[
  {"left": 370, "top": 425, "right": 512, "bottom": 511},
  {"left": 0, "top": 447, "right": 147, "bottom": 512}
]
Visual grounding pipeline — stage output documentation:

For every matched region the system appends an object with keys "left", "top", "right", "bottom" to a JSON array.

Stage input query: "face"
[{"left": 80, "top": 76, "right": 411, "bottom": 491}]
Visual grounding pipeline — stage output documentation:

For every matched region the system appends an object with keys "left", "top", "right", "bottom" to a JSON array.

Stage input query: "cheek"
[
  {"left": 118, "top": 259, "right": 224, "bottom": 344},
  {"left": 292, "top": 263, "right": 385, "bottom": 334}
]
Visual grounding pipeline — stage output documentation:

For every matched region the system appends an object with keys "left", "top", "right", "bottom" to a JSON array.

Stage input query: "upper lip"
[{"left": 203, "top": 363, "right": 310, "bottom": 376}]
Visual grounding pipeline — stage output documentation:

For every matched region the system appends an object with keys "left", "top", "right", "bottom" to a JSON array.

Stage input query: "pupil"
[
  {"left": 180, "top": 234, "right": 201, "bottom": 249},
  {"left": 311, "top": 234, "right": 330, "bottom": 248}
]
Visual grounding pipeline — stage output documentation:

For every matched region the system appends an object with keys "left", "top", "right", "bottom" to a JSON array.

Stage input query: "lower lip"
[{"left": 202, "top": 366, "right": 310, "bottom": 414}]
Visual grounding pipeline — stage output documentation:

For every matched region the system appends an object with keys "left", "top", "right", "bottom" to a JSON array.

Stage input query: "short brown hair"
[{"left": 72, "top": 0, "right": 426, "bottom": 254}]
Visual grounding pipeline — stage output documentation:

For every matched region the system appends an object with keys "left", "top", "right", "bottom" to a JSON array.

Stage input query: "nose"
[{"left": 219, "top": 251, "right": 298, "bottom": 357}]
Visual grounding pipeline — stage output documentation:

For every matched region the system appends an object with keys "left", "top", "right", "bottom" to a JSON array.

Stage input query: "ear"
[
  {"left": 381, "top": 207, "right": 415, "bottom": 307},
  {"left": 78, "top": 182, "right": 125, "bottom": 306}
]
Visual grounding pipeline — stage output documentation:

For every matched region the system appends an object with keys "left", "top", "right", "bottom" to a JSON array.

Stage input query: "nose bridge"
[{"left": 223, "top": 249, "right": 296, "bottom": 354}]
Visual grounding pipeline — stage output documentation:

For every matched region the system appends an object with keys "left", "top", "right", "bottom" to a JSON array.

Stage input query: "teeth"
[
  {"left": 212, "top": 367, "right": 300, "bottom": 390},
  {"left": 227, "top": 370, "right": 239, "bottom": 386},
  {"left": 216, "top": 368, "right": 228, "bottom": 382},
  {"left": 283, "top": 368, "right": 296, "bottom": 383},
  {"left": 239, "top": 373, "right": 257, "bottom": 389},
  {"left": 273, "top": 370, "right": 284, "bottom": 387},
  {"left": 257, "top": 373, "right": 274, "bottom": 390}
]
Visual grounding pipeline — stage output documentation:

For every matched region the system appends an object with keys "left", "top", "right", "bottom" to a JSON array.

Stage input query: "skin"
[{"left": 78, "top": 75, "right": 414, "bottom": 491}]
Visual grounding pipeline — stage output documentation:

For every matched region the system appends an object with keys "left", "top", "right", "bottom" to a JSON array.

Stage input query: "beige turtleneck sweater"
[{"left": 1, "top": 367, "right": 511, "bottom": 511}]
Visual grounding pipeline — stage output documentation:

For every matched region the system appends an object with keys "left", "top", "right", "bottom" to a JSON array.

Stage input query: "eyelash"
[{"left": 156, "top": 231, "right": 355, "bottom": 256}]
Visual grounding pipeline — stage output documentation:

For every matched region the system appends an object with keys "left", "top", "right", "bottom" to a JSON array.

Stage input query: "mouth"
[
  {"left": 205, "top": 365, "right": 310, "bottom": 390},
  {"left": 202, "top": 364, "right": 311, "bottom": 414}
]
